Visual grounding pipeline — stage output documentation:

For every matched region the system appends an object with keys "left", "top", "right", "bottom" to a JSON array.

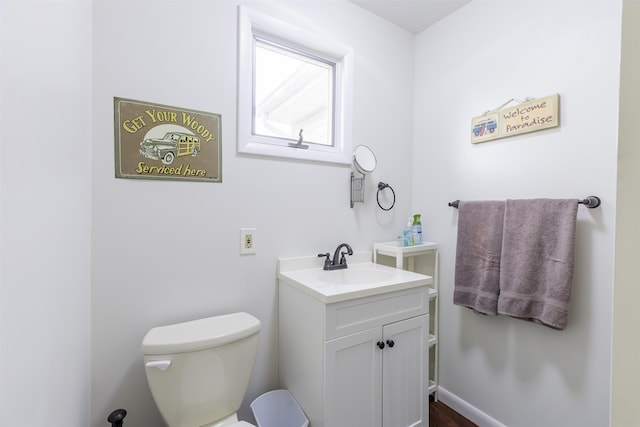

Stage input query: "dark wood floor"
[{"left": 429, "top": 400, "right": 478, "bottom": 427}]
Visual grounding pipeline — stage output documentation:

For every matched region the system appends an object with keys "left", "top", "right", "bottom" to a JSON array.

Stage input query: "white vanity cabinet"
[
  {"left": 324, "top": 313, "right": 428, "bottom": 427},
  {"left": 278, "top": 254, "right": 431, "bottom": 427}
]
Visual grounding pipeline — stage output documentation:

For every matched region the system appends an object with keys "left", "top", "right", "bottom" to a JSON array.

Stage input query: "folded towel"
[
  {"left": 497, "top": 199, "right": 578, "bottom": 330},
  {"left": 454, "top": 201, "right": 505, "bottom": 315}
]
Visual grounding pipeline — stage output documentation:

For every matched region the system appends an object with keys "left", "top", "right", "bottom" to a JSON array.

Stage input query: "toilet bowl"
[{"left": 141, "top": 312, "right": 261, "bottom": 427}]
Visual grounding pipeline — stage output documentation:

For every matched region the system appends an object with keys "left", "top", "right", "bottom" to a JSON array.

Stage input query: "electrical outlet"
[{"left": 240, "top": 228, "right": 256, "bottom": 255}]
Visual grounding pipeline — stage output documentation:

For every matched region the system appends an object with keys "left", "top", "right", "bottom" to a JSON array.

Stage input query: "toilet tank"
[{"left": 141, "top": 312, "right": 261, "bottom": 427}]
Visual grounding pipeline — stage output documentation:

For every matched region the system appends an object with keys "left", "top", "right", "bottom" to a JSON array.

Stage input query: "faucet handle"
[
  {"left": 318, "top": 253, "right": 331, "bottom": 269},
  {"left": 318, "top": 252, "right": 330, "bottom": 261},
  {"left": 339, "top": 251, "right": 349, "bottom": 265}
]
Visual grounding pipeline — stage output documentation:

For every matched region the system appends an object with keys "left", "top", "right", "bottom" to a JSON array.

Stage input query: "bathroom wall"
[
  {"left": 91, "top": 1, "right": 414, "bottom": 426},
  {"left": 413, "top": 1, "right": 621, "bottom": 426},
  {"left": 1, "top": 1, "right": 629, "bottom": 426},
  {"left": 0, "top": 1, "right": 93, "bottom": 426}
]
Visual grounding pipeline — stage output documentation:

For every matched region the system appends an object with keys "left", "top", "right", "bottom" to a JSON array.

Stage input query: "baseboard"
[{"left": 436, "top": 386, "right": 507, "bottom": 427}]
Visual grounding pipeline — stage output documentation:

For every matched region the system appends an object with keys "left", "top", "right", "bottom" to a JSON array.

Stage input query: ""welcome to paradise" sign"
[{"left": 470, "top": 94, "right": 560, "bottom": 144}]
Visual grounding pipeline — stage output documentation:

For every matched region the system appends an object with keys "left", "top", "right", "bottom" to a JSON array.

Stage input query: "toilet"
[{"left": 141, "top": 312, "right": 261, "bottom": 427}]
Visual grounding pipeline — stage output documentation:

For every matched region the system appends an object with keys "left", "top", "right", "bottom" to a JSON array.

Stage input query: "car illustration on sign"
[
  {"left": 139, "top": 131, "right": 200, "bottom": 165},
  {"left": 472, "top": 118, "right": 498, "bottom": 137}
]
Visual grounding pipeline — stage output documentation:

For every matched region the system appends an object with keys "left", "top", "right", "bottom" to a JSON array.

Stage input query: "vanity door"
[
  {"left": 324, "top": 326, "right": 383, "bottom": 427},
  {"left": 382, "top": 314, "right": 429, "bottom": 427}
]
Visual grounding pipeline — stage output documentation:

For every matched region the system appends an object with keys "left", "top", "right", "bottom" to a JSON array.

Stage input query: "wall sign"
[
  {"left": 470, "top": 93, "right": 560, "bottom": 144},
  {"left": 114, "top": 97, "right": 222, "bottom": 182}
]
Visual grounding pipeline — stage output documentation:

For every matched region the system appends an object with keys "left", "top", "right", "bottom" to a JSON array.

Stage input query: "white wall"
[
  {"left": 413, "top": 1, "right": 621, "bottom": 426},
  {"left": 91, "top": 1, "right": 414, "bottom": 426},
  {"left": 0, "top": 1, "right": 92, "bottom": 426},
  {"left": 1, "top": 1, "right": 628, "bottom": 426}
]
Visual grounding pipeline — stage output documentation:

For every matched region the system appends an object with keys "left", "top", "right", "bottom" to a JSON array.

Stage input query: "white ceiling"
[{"left": 348, "top": 0, "right": 471, "bottom": 34}]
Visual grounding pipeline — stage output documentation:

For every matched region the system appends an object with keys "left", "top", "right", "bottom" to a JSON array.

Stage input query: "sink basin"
[
  {"left": 277, "top": 252, "right": 432, "bottom": 303},
  {"left": 318, "top": 268, "right": 395, "bottom": 285}
]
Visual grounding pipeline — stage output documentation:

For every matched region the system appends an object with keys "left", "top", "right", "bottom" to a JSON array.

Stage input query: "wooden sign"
[
  {"left": 114, "top": 97, "right": 222, "bottom": 182},
  {"left": 471, "top": 94, "right": 560, "bottom": 144}
]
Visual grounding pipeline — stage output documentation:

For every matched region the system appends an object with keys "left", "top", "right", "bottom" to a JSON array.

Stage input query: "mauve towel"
[
  {"left": 454, "top": 201, "right": 505, "bottom": 315},
  {"left": 497, "top": 199, "right": 579, "bottom": 330}
]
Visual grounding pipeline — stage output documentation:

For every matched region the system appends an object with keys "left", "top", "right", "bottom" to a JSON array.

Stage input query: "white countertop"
[{"left": 277, "top": 251, "right": 432, "bottom": 303}]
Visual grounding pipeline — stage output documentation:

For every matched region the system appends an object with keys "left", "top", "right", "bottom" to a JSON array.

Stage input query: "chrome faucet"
[{"left": 318, "top": 243, "right": 354, "bottom": 271}]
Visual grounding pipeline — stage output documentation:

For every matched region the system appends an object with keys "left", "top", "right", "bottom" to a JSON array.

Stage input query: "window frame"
[{"left": 237, "top": 6, "right": 354, "bottom": 165}]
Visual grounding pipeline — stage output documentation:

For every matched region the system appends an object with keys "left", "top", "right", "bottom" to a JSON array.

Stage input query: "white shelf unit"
[{"left": 373, "top": 241, "right": 439, "bottom": 401}]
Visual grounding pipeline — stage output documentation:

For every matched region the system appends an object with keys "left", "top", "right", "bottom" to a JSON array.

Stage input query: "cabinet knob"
[
  {"left": 386, "top": 339, "right": 395, "bottom": 348},
  {"left": 377, "top": 341, "right": 385, "bottom": 349}
]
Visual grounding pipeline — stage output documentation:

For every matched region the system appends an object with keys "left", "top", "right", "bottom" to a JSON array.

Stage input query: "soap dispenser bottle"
[
  {"left": 403, "top": 218, "right": 413, "bottom": 247},
  {"left": 412, "top": 214, "right": 423, "bottom": 245}
]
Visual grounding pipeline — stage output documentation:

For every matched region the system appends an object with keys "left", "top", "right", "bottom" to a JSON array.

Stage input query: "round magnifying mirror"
[{"left": 353, "top": 145, "right": 377, "bottom": 174}]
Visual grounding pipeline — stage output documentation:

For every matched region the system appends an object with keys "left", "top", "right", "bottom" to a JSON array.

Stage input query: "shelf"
[
  {"left": 374, "top": 241, "right": 439, "bottom": 401},
  {"left": 373, "top": 241, "right": 438, "bottom": 257},
  {"left": 373, "top": 241, "right": 439, "bottom": 272},
  {"left": 429, "top": 334, "right": 437, "bottom": 347}
]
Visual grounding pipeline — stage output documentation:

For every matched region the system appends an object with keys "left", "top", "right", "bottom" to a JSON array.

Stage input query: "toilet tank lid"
[{"left": 141, "top": 312, "right": 261, "bottom": 355}]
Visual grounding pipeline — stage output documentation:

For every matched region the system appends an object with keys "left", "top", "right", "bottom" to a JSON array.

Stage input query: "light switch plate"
[{"left": 240, "top": 228, "right": 256, "bottom": 255}]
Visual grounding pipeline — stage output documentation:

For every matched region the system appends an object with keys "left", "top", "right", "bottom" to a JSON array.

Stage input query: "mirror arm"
[{"left": 350, "top": 145, "right": 377, "bottom": 208}]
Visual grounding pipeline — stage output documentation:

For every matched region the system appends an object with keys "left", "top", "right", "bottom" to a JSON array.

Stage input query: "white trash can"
[{"left": 250, "top": 389, "right": 309, "bottom": 427}]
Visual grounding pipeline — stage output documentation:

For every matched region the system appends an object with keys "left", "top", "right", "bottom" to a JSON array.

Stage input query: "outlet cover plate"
[{"left": 240, "top": 228, "right": 256, "bottom": 255}]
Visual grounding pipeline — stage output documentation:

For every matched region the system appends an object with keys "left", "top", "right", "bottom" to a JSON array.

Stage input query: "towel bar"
[{"left": 448, "top": 196, "right": 601, "bottom": 209}]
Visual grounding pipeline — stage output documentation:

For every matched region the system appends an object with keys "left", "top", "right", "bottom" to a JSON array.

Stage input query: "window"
[
  {"left": 254, "top": 37, "right": 334, "bottom": 146},
  {"left": 237, "top": 6, "right": 353, "bottom": 164}
]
